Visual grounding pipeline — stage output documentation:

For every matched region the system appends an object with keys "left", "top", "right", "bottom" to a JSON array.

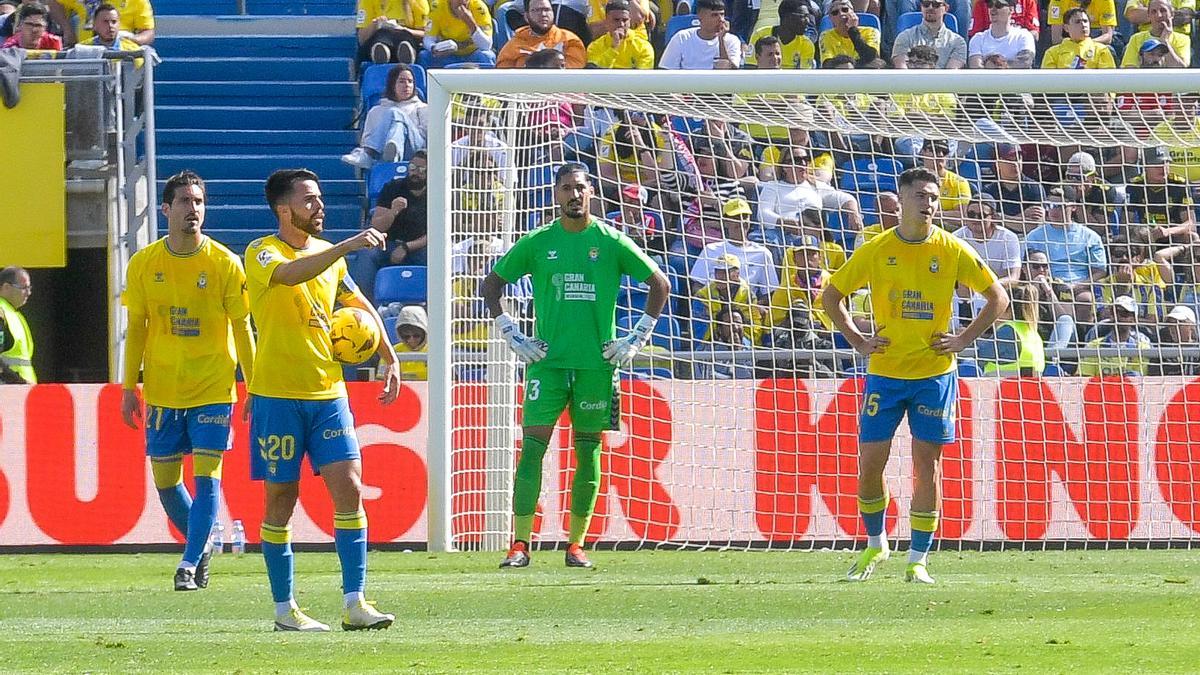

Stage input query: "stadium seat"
[
  {"left": 1043, "top": 363, "right": 1063, "bottom": 377},
  {"left": 494, "top": 1, "right": 521, "bottom": 52},
  {"left": 818, "top": 12, "right": 880, "bottom": 34},
  {"left": 838, "top": 157, "right": 904, "bottom": 192},
  {"left": 665, "top": 14, "right": 700, "bottom": 44},
  {"left": 957, "top": 359, "right": 981, "bottom": 377},
  {"left": 361, "top": 63, "right": 427, "bottom": 114},
  {"left": 857, "top": 191, "right": 879, "bottom": 225},
  {"left": 383, "top": 316, "right": 399, "bottom": 343},
  {"left": 368, "top": 162, "right": 409, "bottom": 206},
  {"left": 894, "top": 11, "right": 957, "bottom": 35},
  {"left": 375, "top": 266, "right": 428, "bottom": 305}
]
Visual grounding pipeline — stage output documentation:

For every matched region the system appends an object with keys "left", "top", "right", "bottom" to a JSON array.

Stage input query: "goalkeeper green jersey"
[{"left": 492, "top": 217, "right": 659, "bottom": 370}]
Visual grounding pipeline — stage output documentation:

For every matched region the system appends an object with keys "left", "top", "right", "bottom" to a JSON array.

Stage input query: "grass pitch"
[{"left": 1, "top": 549, "right": 1198, "bottom": 672}]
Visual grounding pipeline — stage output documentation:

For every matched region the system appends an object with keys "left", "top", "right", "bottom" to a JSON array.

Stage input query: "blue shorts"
[
  {"left": 859, "top": 372, "right": 958, "bottom": 445},
  {"left": 145, "top": 403, "right": 233, "bottom": 458},
  {"left": 249, "top": 395, "right": 360, "bottom": 483}
]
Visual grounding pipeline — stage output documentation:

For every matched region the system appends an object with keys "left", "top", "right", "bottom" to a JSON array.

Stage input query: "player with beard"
[
  {"left": 244, "top": 169, "right": 401, "bottom": 632},
  {"left": 121, "top": 171, "right": 257, "bottom": 592},
  {"left": 480, "top": 162, "right": 670, "bottom": 569}
]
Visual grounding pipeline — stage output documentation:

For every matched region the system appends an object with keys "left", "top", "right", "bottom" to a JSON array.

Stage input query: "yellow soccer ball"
[{"left": 329, "top": 307, "right": 380, "bottom": 365}]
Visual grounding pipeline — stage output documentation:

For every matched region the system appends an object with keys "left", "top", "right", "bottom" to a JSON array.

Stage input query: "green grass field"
[{"left": 1, "top": 549, "right": 1198, "bottom": 672}]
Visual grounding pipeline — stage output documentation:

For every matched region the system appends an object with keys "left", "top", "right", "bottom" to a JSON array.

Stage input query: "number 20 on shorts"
[{"left": 258, "top": 434, "right": 296, "bottom": 461}]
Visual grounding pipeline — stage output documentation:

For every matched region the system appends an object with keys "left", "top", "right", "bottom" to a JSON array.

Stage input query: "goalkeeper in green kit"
[{"left": 480, "top": 163, "right": 670, "bottom": 568}]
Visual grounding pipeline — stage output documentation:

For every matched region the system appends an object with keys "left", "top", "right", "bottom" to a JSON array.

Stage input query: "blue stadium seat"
[
  {"left": 383, "top": 316, "right": 399, "bottom": 343},
  {"left": 838, "top": 157, "right": 904, "bottom": 192},
  {"left": 494, "top": 1, "right": 521, "bottom": 52},
  {"left": 665, "top": 14, "right": 700, "bottom": 44},
  {"left": 618, "top": 313, "right": 682, "bottom": 351},
  {"left": 1043, "top": 363, "right": 1064, "bottom": 377},
  {"left": 894, "top": 11, "right": 957, "bottom": 35},
  {"left": 368, "top": 162, "right": 409, "bottom": 205},
  {"left": 857, "top": 191, "right": 879, "bottom": 225},
  {"left": 957, "top": 359, "right": 981, "bottom": 377},
  {"left": 819, "top": 12, "right": 880, "bottom": 34},
  {"left": 375, "top": 266, "right": 428, "bottom": 305}
]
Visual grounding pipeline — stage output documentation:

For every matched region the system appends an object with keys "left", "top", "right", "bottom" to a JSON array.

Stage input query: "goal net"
[{"left": 424, "top": 70, "right": 1200, "bottom": 553}]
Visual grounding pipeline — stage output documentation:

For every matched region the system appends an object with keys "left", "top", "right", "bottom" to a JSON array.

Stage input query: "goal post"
[{"left": 426, "top": 69, "right": 1200, "bottom": 553}]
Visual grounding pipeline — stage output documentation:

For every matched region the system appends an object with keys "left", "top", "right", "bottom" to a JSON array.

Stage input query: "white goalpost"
[{"left": 425, "top": 69, "right": 1200, "bottom": 553}]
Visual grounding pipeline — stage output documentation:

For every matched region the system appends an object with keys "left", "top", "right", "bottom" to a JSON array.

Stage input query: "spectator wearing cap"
[
  {"left": 919, "top": 139, "right": 972, "bottom": 213},
  {"left": 746, "top": 0, "right": 816, "bottom": 68},
  {"left": 1153, "top": 305, "right": 1199, "bottom": 375},
  {"left": 1047, "top": 0, "right": 1116, "bottom": 47},
  {"left": 1041, "top": 8, "right": 1115, "bottom": 68},
  {"left": 1122, "top": 0, "right": 1190, "bottom": 67},
  {"left": 1078, "top": 295, "right": 1154, "bottom": 376},
  {"left": 1022, "top": 248, "right": 1078, "bottom": 349},
  {"left": 1126, "top": 146, "right": 1196, "bottom": 244},
  {"left": 586, "top": 0, "right": 655, "bottom": 68},
  {"left": 659, "top": 0, "right": 743, "bottom": 69},
  {"left": 2, "top": 2, "right": 61, "bottom": 49},
  {"left": 818, "top": 0, "right": 880, "bottom": 68},
  {"left": 1024, "top": 186, "right": 1107, "bottom": 325},
  {"left": 969, "top": 0, "right": 1039, "bottom": 38},
  {"left": 980, "top": 143, "right": 1046, "bottom": 235},
  {"left": 1062, "top": 150, "right": 1122, "bottom": 235},
  {"left": 693, "top": 254, "right": 766, "bottom": 344},
  {"left": 767, "top": 235, "right": 834, "bottom": 335},
  {"left": 967, "top": 0, "right": 1035, "bottom": 68},
  {"left": 891, "top": 0, "right": 967, "bottom": 68},
  {"left": 1125, "top": 0, "right": 1194, "bottom": 37},
  {"left": 690, "top": 197, "right": 779, "bottom": 302},
  {"left": 391, "top": 305, "right": 429, "bottom": 381},
  {"left": 0, "top": 1, "right": 15, "bottom": 19}
]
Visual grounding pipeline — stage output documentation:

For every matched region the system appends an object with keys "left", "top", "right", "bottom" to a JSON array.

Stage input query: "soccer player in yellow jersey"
[
  {"left": 245, "top": 169, "right": 401, "bottom": 632},
  {"left": 121, "top": 171, "right": 256, "bottom": 592},
  {"left": 822, "top": 168, "right": 1009, "bottom": 584}
]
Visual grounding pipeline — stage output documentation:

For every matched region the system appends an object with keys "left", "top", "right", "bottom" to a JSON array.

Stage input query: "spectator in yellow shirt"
[
  {"left": 391, "top": 305, "right": 429, "bottom": 381},
  {"left": 58, "top": 0, "right": 153, "bottom": 45},
  {"left": 587, "top": 0, "right": 652, "bottom": 40},
  {"left": 920, "top": 139, "right": 971, "bottom": 213},
  {"left": 1121, "top": 0, "right": 1190, "bottom": 67},
  {"left": 746, "top": 0, "right": 816, "bottom": 69},
  {"left": 419, "top": 0, "right": 496, "bottom": 67},
  {"left": 357, "top": 0, "right": 428, "bottom": 65},
  {"left": 818, "top": 0, "right": 879, "bottom": 67},
  {"left": 1041, "top": 8, "right": 1115, "bottom": 67},
  {"left": 1047, "top": 0, "right": 1116, "bottom": 45},
  {"left": 587, "top": 0, "right": 654, "bottom": 67}
]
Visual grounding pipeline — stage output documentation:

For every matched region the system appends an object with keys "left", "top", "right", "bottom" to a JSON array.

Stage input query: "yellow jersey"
[
  {"left": 356, "top": 0, "right": 429, "bottom": 31},
  {"left": 1124, "top": 0, "right": 1194, "bottom": 33},
  {"left": 245, "top": 235, "right": 355, "bottom": 400},
  {"left": 768, "top": 265, "right": 833, "bottom": 330},
  {"left": 1047, "top": 0, "right": 1118, "bottom": 27},
  {"left": 426, "top": 0, "right": 492, "bottom": 55},
  {"left": 828, "top": 226, "right": 998, "bottom": 379},
  {"left": 61, "top": 0, "right": 154, "bottom": 43},
  {"left": 587, "top": 32, "right": 656, "bottom": 69},
  {"left": 745, "top": 26, "right": 816, "bottom": 68},
  {"left": 587, "top": 0, "right": 652, "bottom": 40},
  {"left": 393, "top": 341, "right": 429, "bottom": 380},
  {"left": 1041, "top": 37, "right": 1116, "bottom": 68},
  {"left": 1152, "top": 118, "right": 1200, "bottom": 182},
  {"left": 122, "top": 237, "right": 248, "bottom": 408},
  {"left": 694, "top": 280, "right": 765, "bottom": 343},
  {"left": 596, "top": 122, "right": 671, "bottom": 184},
  {"left": 940, "top": 170, "right": 972, "bottom": 212},
  {"left": 818, "top": 26, "right": 880, "bottom": 64},
  {"left": 1122, "top": 29, "right": 1192, "bottom": 66}
]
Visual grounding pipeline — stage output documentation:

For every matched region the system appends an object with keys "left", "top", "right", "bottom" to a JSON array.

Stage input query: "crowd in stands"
[
  {"left": 326, "top": 0, "right": 1200, "bottom": 376},
  {"left": 0, "top": 0, "right": 152, "bottom": 51}
]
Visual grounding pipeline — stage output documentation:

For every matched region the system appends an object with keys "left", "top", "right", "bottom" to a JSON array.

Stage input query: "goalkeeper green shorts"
[{"left": 522, "top": 363, "right": 618, "bottom": 433}]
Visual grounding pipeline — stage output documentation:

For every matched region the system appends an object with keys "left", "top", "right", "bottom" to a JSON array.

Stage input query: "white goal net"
[{"left": 423, "top": 70, "right": 1200, "bottom": 552}]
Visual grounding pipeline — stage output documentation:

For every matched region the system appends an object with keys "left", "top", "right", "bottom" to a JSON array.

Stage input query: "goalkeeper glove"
[
  {"left": 603, "top": 314, "right": 658, "bottom": 366},
  {"left": 494, "top": 312, "right": 547, "bottom": 364}
]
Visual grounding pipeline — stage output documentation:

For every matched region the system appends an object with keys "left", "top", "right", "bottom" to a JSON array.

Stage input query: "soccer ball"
[{"left": 329, "top": 307, "right": 380, "bottom": 365}]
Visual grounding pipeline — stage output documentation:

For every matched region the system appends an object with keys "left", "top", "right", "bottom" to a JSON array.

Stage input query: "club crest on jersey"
[
  {"left": 929, "top": 256, "right": 940, "bottom": 273},
  {"left": 547, "top": 250, "right": 558, "bottom": 260},
  {"left": 588, "top": 246, "right": 599, "bottom": 261},
  {"left": 154, "top": 271, "right": 165, "bottom": 282},
  {"left": 197, "top": 272, "right": 208, "bottom": 289},
  {"left": 886, "top": 256, "right": 897, "bottom": 266}
]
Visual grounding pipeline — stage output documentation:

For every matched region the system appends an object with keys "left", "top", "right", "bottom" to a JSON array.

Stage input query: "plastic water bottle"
[
  {"left": 231, "top": 520, "right": 246, "bottom": 557},
  {"left": 210, "top": 522, "right": 226, "bottom": 556}
]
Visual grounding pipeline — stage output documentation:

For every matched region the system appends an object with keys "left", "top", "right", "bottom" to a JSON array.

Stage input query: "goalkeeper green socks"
[
  {"left": 512, "top": 435, "right": 550, "bottom": 542},
  {"left": 569, "top": 434, "right": 602, "bottom": 545}
]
